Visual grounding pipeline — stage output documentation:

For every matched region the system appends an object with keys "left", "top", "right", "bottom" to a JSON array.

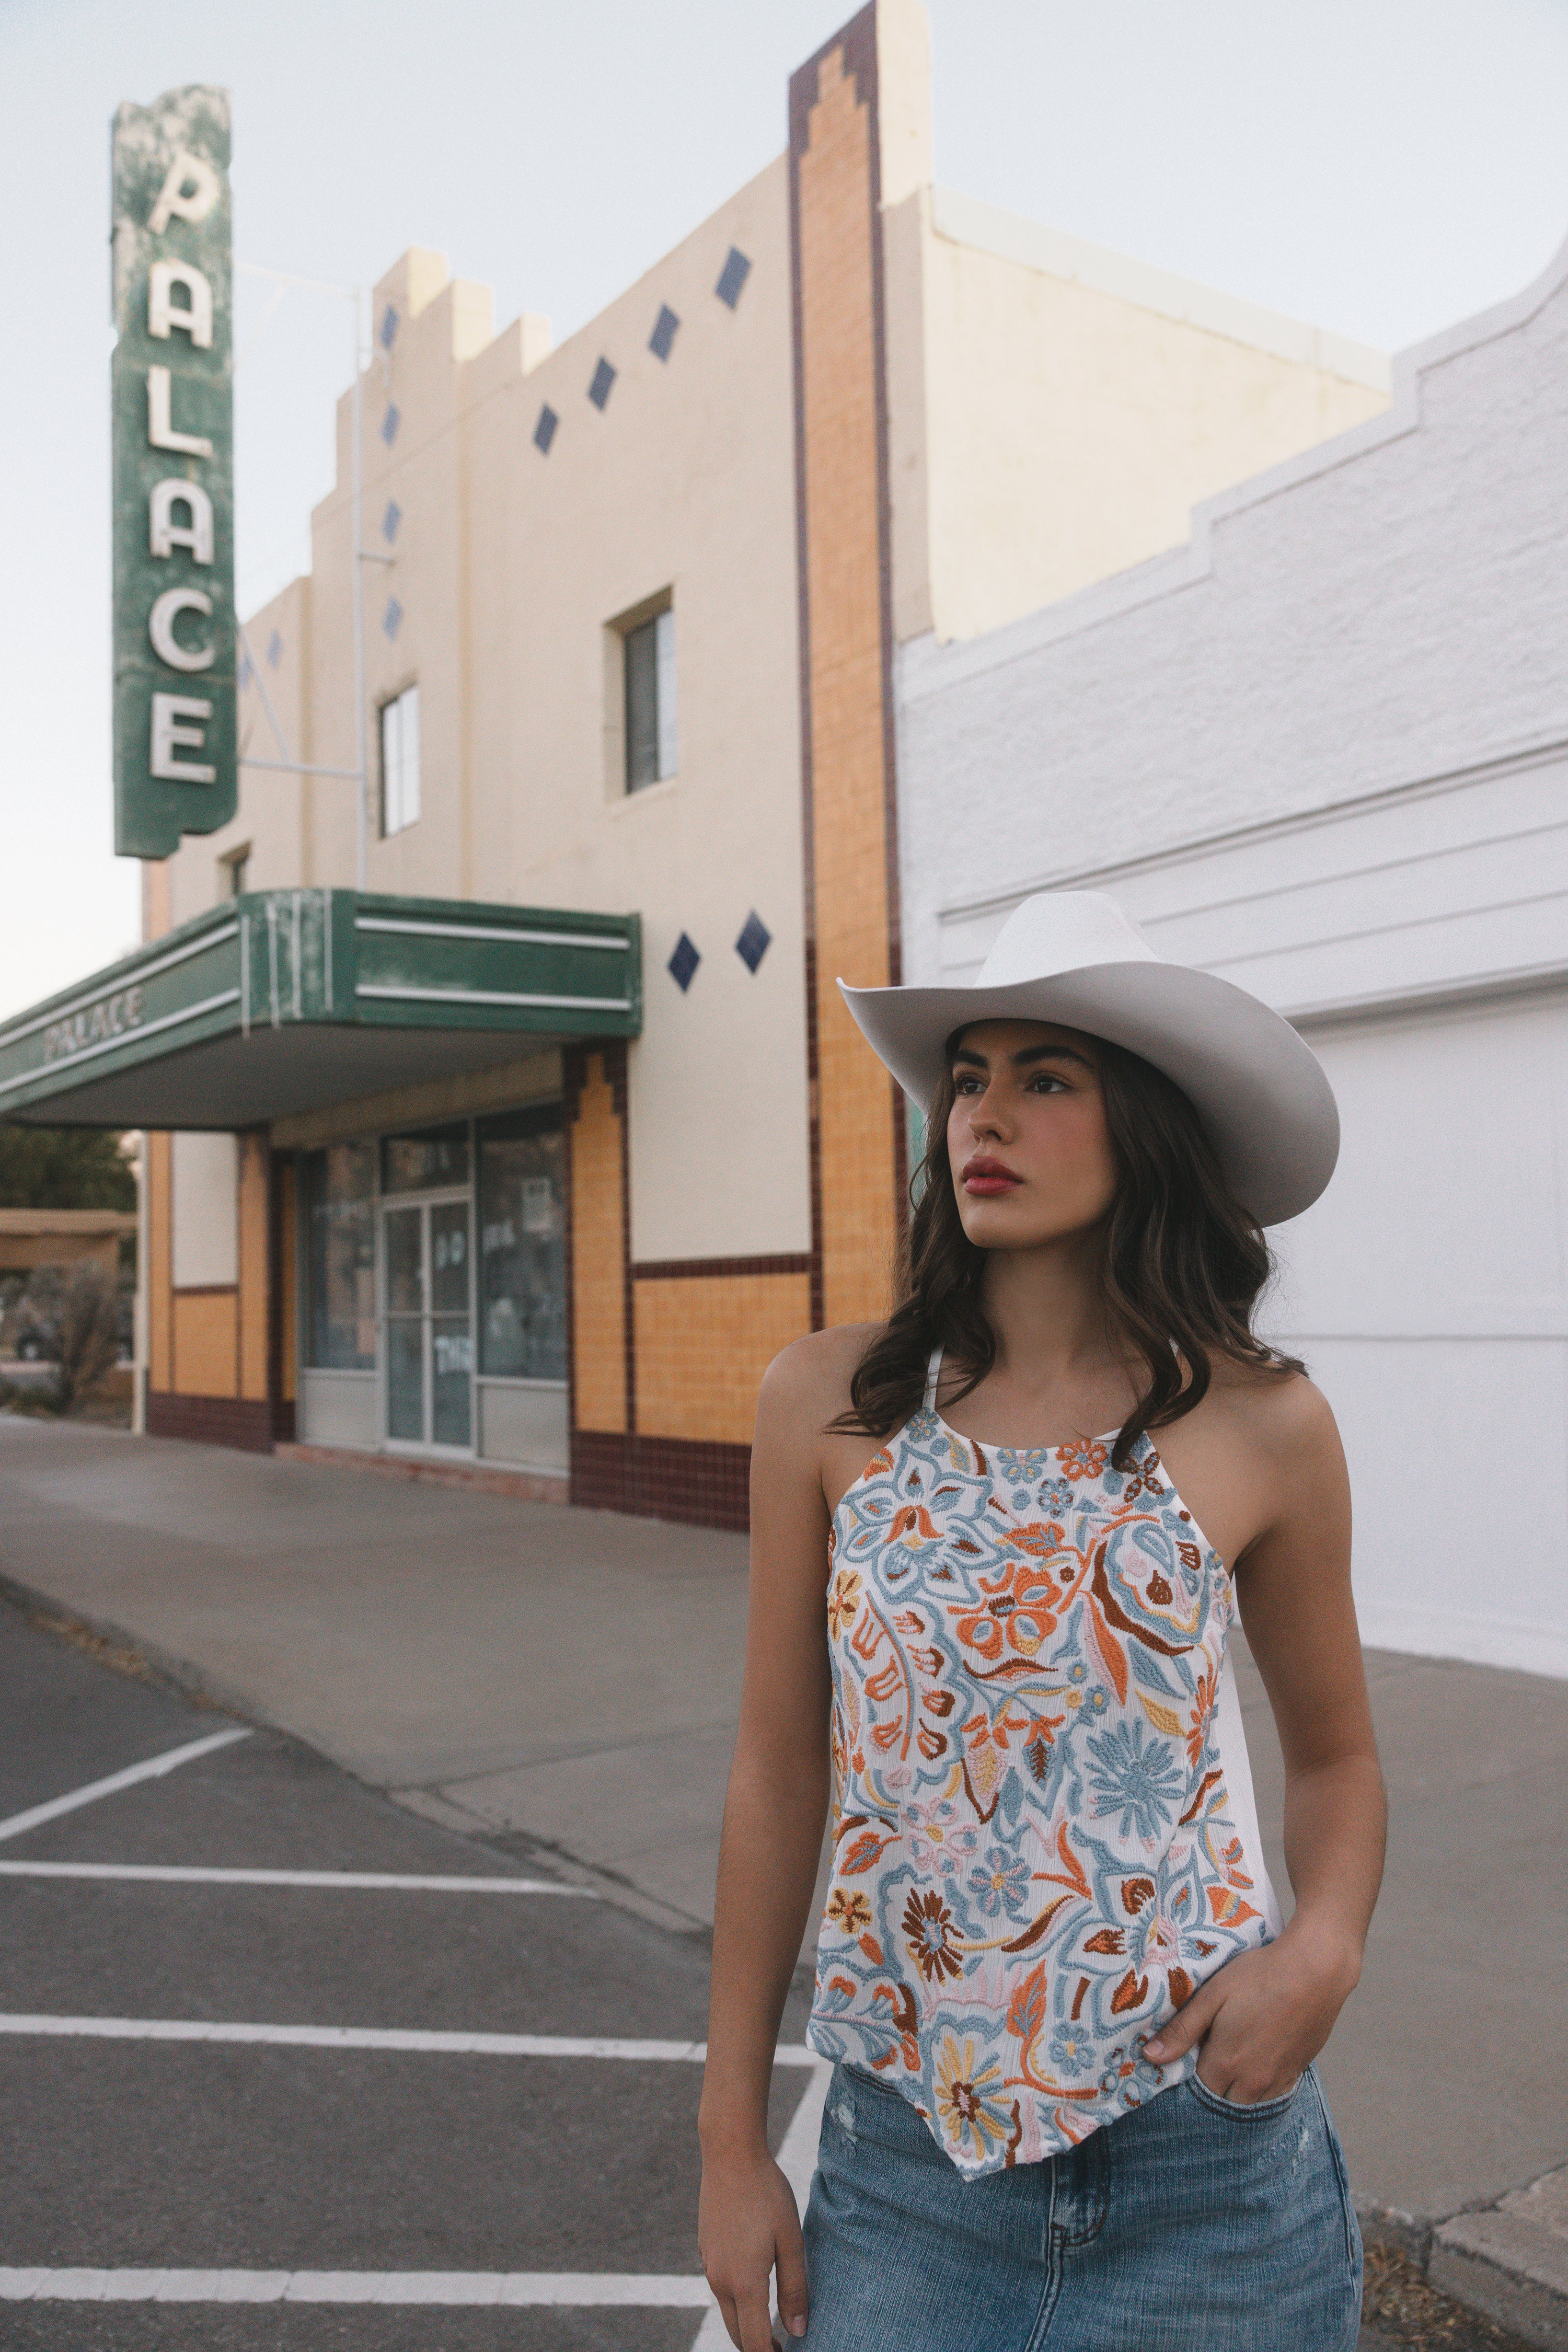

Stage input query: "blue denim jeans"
[{"left": 801, "top": 2060, "right": 1362, "bottom": 2351}]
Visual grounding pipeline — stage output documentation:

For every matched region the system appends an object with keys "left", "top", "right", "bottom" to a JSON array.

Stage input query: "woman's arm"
[
  {"left": 698, "top": 1340, "right": 837, "bottom": 2349},
  {"left": 1146, "top": 1378, "right": 1386, "bottom": 2097}
]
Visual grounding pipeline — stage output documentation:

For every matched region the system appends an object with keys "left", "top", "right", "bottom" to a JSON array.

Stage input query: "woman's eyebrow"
[
  {"left": 949, "top": 1041, "right": 1093, "bottom": 1074},
  {"left": 1013, "top": 1042, "right": 1094, "bottom": 1071}
]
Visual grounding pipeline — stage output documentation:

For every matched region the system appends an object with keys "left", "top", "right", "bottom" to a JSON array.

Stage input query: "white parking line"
[
  {"left": 0, "top": 1727, "right": 252, "bottom": 1844},
  {"left": 0, "top": 1862, "right": 595, "bottom": 1895},
  {"left": 0, "top": 2012, "right": 819, "bottom": 2064},
  {"left": 0, "top": 2267, "right": 713, "bottom": 2305}
]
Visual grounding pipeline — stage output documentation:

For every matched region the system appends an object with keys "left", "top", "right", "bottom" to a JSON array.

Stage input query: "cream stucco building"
[{"left": 4, "top": 0, "right": 1388, "bottom": 1527}]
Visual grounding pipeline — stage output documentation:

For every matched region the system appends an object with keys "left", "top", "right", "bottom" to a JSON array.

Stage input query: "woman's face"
[{"left": 944, "top": 1019, "right": 1119, "bottom": 1253}]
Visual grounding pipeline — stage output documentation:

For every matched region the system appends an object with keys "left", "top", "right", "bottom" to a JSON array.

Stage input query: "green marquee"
[{"left": 0, "top": 892, "right": 641, "bottom": 1129}]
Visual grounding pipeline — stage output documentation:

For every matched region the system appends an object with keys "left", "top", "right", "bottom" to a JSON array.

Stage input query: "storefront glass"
[
  {"left": 382, "top": 1123, "right": 470, "bottom": 1194},
  {"left": 383, "top": 1192, "right": 474, "bottom": 1448},
  {"left": 301, "top": 1142, "right": 376, "bottom": 1369},
  {"left": 476, "top": 1106, "right": 566, "bottom": 1379}
]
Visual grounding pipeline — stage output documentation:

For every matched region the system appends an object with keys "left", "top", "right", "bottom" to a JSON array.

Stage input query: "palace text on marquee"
[{"left": 111, "top": 86, "right": 236, "bottom": 858}]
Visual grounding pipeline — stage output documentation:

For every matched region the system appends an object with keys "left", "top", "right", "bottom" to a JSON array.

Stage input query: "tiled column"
[
  {"left": 566, "top": 1044, "right": 633, "bottom": 1507},
  {"left": 790, "top": 5, "right": 907, "bottom": 1331}
]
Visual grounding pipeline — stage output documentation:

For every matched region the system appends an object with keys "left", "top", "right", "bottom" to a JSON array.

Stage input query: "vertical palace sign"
[{"left": 111, "top": 87, "right": 236, "bottom": 859}]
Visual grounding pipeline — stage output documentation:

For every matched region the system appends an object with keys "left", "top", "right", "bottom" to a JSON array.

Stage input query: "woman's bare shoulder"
[
  {"left": 1205, "top": 1357, "right": 1343, "bottom": 1472},
  {"left": 759, "top": 1321, "right": 883, "bottom": 1425}
]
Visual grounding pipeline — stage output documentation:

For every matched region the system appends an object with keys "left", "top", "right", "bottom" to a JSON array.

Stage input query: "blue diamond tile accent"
[
  {"left": 238, "top": 653, "right": 253, "bottom": 689},
  {"left": 649, "top": 304, "right": 680, "bottom": 362},
  {"left": 587, "top": 357, "right": 616, "bottom": 410},
  {"left": 735, "top": 910, "right": 772, "bottom": 974},
  {"left": 534, "top": 403, "right": 558, "bottom": 454},
  {"left": 667, "top": 932, "right": 700, "bottom": 993},
  {"left": 382, "top": 596, "right": 403, "bottom": 641},
  {"left": 381, "top": 403, "right": 400, "bottom": 446},
  {"left": 379, "top": 303, "right": 398, "bottom": 351},
  {"left": 715, "top": 247, "right": 752, "bottom": 309},
  {"left": 266, "top": 630, "right": 283, "bottom": 668},
  {"left": 382, "top": 499, "right": 402, "bottom": 544}
]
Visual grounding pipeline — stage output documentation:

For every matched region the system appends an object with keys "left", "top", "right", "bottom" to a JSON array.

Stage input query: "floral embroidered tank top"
[{"left": 806, "top": 1351, "right": 1282, "bottom": 2178}]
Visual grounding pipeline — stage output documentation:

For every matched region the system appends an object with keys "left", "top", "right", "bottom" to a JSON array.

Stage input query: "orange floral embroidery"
[
  {"left": 826, "top": 1887, "right": 872, "bottom": 1935},
  {"left": 826, "top": 1569, "right": 863, "bottom": 1640},
  {"left": 953, "top": 1560, "right": 1059, "bottom": 1665}
]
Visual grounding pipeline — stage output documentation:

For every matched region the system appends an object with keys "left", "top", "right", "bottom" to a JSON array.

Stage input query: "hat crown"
[{"left": 976, "top": 891, "right": 1160, "bottom": 989}]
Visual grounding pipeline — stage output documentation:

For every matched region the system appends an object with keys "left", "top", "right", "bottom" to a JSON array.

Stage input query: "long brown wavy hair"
[{"left": 836, "top": 1032, "right": 1304, "bottom": 1470}]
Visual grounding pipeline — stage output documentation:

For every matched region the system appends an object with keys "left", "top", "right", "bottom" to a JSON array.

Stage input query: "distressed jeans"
[{"left": 800, "top": 2060, "right": 1362, "bottom": 2351}]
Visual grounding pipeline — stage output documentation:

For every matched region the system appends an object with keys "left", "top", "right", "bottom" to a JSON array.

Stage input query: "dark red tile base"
[
  {"left": 146, "top": 1392, "right": 274, "bottom": 1454},
  {"left": 571, "top": 1429, "right": 751, "bottom": 1532}
]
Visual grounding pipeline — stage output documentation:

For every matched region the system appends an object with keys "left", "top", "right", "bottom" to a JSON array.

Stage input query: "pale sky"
[{"left": 4, "top": 0, "right": 1567, "bottom": 1024}]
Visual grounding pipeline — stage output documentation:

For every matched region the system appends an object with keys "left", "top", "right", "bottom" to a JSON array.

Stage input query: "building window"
[
  {"left": 381, "top": 1122, "right": 469, "bottom": 1195},
  {"left": 221, "top": 845, "right": 250, "bottom": 896},
  {"left": 476, "top": 1106, "right": 566, "bottom": 1380},
  {"left": 299, "top": 1142, "right": 375, "bottom": 1369},
  {"left": 380, "top": 682, "right": 421, "bottom": 836},
  {"left": 624, "top": 606, "right": 677, "bottom": 791}
]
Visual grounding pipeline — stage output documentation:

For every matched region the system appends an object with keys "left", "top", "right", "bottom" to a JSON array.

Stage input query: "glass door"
[
  {"left": 381, "top": 1196, "right": 473, "bottom": 1450},
  {"left": 429, "top": 1200, "right": 472, "bottom": 1446}
]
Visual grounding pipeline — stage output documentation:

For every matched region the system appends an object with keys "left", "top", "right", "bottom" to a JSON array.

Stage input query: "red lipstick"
[{"left": 961, "top": 1155, "right": 1022, "bottom": 1196}]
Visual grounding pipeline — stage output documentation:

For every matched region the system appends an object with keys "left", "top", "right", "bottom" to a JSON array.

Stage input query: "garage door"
[{"left": 1266, "top": 984, "right": 1568, "bottom": 1677}]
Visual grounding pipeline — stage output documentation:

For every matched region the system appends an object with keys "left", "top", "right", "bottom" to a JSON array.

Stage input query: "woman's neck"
[{"left": 975, "top": 1235, "right": 1124, "bottom": 1398}]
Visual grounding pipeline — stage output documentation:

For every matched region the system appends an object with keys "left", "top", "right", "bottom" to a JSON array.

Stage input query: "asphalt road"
[
  {"left": 1, "top": 1593, "right": 1534, "bottom": 2352},
  {"left": 0, "top": 1594, "right": 812, "bottom": 2351}
]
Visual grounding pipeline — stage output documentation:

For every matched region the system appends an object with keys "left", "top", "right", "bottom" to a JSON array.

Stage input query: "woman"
[{"left": 698, "top": 891, "right": 1385, "bottom": 2352}]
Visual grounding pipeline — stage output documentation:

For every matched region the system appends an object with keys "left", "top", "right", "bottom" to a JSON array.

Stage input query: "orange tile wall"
[
  {"left": 633, "top": 1272, "right": 813, "bottom": 1446},
  {"left": 171, "top": 1290, "right": 238, "bottom": 1396},
  {"left": 796, "top": 36, "right": 903, "bottom": 1328},
  {"left": 238, "top": 1133, "right": 269, "bottom": 1402},
  {"left": 146, "top": 1130, "right": 173, "bottom": 1392},
  {"left": 570, "top": 1054, "right": 628, "bottom": 1433}
]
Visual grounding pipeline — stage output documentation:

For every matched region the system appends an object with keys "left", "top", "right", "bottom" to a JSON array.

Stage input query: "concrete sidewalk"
[{"left": 2, "top": 1415, "right": 1564, "bottom": 2341}]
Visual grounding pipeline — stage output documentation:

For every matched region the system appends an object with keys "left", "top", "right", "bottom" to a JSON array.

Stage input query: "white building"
[{"left": 896, "top": 232, "right": 1568, "bottom": 1677}]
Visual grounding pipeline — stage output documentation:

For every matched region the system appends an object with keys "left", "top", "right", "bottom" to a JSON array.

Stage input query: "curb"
[
  {"left": 1359, "top": 2189, "right": 1568, "bottom": 2352},
  {"left": 0, "top": 1570, "right": 260, "bottom": 1726},
  {"left": 0, "top": 1572, "right": 729, "bottom": 1961}
]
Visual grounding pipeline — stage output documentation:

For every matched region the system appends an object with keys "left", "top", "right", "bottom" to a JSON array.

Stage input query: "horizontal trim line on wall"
[
  {"left": 630, "top": 1254, "right": 813, "bottom": 1282},
  {"left": 355, "top": 918, "right": 630, "bottom": 953},
  {"left": 1198, "top": 880, "right": 1568, "bottom": 982},
  {"left": 0, "top": 989, "right": 241, "bottom": 1101},
  {"left": 1119, "top": 811, "right": 1568, "bottom": 954},
  {"left": 1286, "top": 957, "right": 1568, "bottom": 1033},
  {"left": 355, "top": 985, "right": 632, "bottom": 1013},
  {"left": 936, "top": 731, "right": 1568, "bottom": 928}
]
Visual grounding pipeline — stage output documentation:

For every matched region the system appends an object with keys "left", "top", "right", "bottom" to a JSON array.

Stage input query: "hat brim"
[{"left": 839, "top": 960, "right": 1338, "bottom": 1227}]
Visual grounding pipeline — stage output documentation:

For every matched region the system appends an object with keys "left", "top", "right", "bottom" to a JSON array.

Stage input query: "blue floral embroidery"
[{"left": 810, "top": 1408, "right": 1275, "bottom": 2178}]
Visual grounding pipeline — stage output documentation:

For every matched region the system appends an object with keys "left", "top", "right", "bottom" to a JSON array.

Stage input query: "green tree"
[{"left": 0, "top": 1126, "right": 136, "bottom": 1212}]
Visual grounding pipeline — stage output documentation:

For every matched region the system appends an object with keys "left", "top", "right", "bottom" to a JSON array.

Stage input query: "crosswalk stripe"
[
  {"left": 0, "top": 1861, "right": 594, "bottom": 1895},
  {"left": 0, "top": 1728, "right": 252, "bottom": 1844},
  {"left": 0, "top": 2012, "right": 819, "bottom": 2064},
  {"left": 0, "top": 2267, "right": 714, "bottom": 2305}
]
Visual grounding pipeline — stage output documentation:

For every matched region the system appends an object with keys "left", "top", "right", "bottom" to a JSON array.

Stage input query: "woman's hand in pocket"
[{"left": 1144, "top": 1924, "right": 1361, "bottom": 2104}]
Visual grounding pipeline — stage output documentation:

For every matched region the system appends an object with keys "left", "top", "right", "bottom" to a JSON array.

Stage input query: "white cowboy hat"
[{"left": 839, "top": 891, "right": 1338, "bottom": 1226}]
